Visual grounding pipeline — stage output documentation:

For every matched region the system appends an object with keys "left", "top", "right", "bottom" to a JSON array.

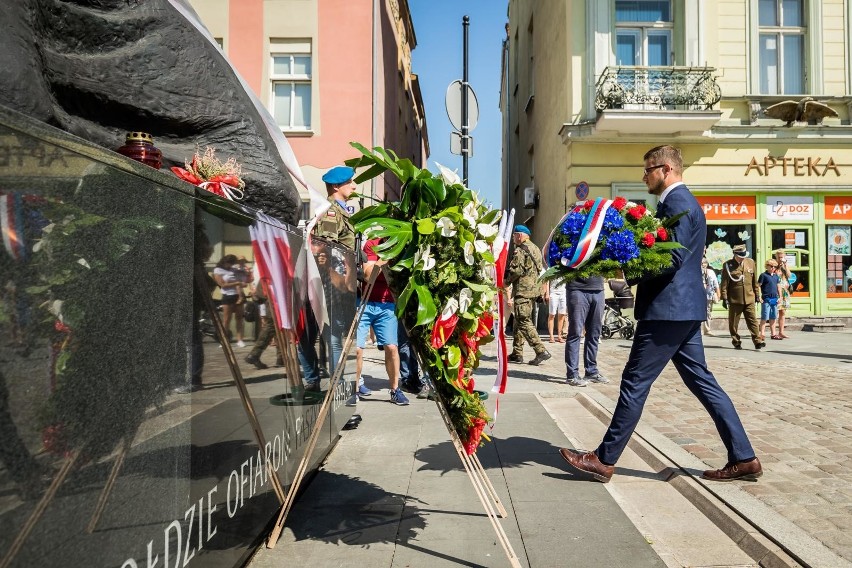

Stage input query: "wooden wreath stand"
[{"left": 263, "top": 268, "right": 522, "bottom": 568}]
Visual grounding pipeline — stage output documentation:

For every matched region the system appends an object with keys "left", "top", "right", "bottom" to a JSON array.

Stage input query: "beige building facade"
[{"left": 501, "top": 0, "right": 852, "bottom": 317}]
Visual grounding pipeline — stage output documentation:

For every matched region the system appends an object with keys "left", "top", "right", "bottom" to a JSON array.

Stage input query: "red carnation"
[
  {"left": 54, "top": 320, "right": 71, "bottom": 333},
  {"left": 584, "top": 199, "right": 596, "bottom": 210},
  {"left": 627, "top": 205, "right": 647, "bottom": 220},
  {"left": 642, "top": 232, "right": 656, "bottom": 247},
  {"left": 612, "top": 196, "right": 628, "bottom": 211},
  {"left": 656, "top": 226, "right": 669, "bottom": 241}
]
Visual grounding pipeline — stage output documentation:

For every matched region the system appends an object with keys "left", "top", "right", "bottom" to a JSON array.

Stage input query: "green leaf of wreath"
[
  {"left": 416, "top": 218, "right": 436, "bottom": 235},
  {"left": 445, "top": 345, "right": 462, "bottom": 370},
  {"left": 412, "top": 275, "right": 438, "bottom": 326},
  {"left": 351, "top": 203, "right": 391, "bottom": 226}
]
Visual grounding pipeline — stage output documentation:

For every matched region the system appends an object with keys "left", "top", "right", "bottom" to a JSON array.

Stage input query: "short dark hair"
[{"left": 644, "top": 145, "right": 683, "bottom": 176}]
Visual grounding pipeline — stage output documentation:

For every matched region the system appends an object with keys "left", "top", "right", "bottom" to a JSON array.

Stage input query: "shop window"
[
  {"left": 826, "top": 225, "right": 852, "bottom": 297},
  {"left": 704, "top": 224, "right": 756, "bottom": 272}
]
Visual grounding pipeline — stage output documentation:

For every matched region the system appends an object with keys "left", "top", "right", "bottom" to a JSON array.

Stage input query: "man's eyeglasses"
[{"left": 643, "top": 164, "right": 667, "bottom": 175}]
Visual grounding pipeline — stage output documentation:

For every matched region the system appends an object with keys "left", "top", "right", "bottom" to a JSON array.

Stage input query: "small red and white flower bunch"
[{"left": 171, "top": 146, "right": 245, "bottom": 201}]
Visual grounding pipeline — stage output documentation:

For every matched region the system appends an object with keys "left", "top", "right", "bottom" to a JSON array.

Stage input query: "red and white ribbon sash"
[{"left": 566, "top": 198, "right": 612, "bottom": 269}]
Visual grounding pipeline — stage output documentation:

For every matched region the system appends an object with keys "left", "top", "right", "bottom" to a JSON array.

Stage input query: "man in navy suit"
[{"left": 559, "top": 145, "right": 762, "bottom": 483}]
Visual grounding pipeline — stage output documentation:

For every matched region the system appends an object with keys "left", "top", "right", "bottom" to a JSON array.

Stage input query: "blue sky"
[{"left": 409, "top": 0, "right": 509, "bottom": 208}]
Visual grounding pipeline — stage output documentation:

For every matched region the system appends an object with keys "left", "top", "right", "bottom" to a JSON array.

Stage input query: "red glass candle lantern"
[{"left": 116, "top": 131, "right": 162, "bottom": 170}]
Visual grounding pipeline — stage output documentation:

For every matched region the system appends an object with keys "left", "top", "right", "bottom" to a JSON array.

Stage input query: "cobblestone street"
[{"left": 552, "top": 329, "right": 852, "bottom": 562}]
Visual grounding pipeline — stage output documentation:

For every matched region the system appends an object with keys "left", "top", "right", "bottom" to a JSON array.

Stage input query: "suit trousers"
[
  {"left": 727, "top": 302, "right": 761, "bottom": 346},
  {"left": 596, "top": 320, "right": 755, "bottom": 466}
]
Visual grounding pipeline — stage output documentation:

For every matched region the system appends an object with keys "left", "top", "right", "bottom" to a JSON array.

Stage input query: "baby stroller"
[{"left": 601, "top": 279, "right": 635, "bottom": 340}]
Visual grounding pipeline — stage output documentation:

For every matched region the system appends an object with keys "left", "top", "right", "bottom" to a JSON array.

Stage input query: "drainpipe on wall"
[{"left": 370, "top": 0, "right": 379, "bottom": 206}]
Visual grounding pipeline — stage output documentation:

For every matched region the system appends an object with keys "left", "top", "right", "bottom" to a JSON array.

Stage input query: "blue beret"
[
  {"left": 513, "top": 224, "right": 531, "bottom": 236},
  {"left": 322, "top": 165, "right": 355, "bottom": 185}
]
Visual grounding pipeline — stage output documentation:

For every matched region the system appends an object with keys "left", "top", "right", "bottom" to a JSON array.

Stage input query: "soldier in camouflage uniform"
[
  {"left": 312, "top": 165, "right": 357, "bottom": 250},
  {"left": 504, "top": 225, "right": 551, "bottom": 366}
]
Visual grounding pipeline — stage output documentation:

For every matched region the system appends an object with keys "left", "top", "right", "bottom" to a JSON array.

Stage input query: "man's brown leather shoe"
[
  {"left": 559, "top": 449, "right": 614, "bottom": 483},
  {"left": 702, "top": 457, "right": 762, "bottom": 482}
]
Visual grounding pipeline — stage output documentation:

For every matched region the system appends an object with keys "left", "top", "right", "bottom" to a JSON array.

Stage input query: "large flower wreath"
[
  {"left": 541, "top": 196, "right": 684, "bottom": 285},
  {"left": 347, "top": 143, "right": 500, "bottom": 454}
]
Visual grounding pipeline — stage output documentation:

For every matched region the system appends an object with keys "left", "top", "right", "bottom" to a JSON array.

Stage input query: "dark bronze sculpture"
[
  {"left": 764, "top": 96, "right": 839, "bottom": 127},
  {"left": 0, "top": 0, "right": 301, "bottom": 224}
]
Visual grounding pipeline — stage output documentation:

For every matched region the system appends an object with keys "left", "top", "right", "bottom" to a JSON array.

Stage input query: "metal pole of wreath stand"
[
  {"left": 265, "top": 269, "right": 381, "bottom": 547},
  {"left": 401, "top": 314, "right": 521, "bottom": 568}
]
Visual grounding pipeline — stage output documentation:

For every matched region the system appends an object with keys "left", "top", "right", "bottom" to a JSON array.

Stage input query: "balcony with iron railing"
[
  {"left": 595, "top": 66, "right": 722, "bottom": 111},
  {"left": 590, "top": 66, "right": 723, "bottom": 136}
]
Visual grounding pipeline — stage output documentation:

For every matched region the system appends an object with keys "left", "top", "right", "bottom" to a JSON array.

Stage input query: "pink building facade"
[{"left": 189, "top": 0, "right": 429, "bottom": 217}]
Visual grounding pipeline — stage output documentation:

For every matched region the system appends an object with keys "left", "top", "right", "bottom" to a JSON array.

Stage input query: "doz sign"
[
  {"left": 825, "top": 196, "right": 852, "bottom": 220},
  {"left": 766, "top": 196, "right": 813, "bottom": 220}
]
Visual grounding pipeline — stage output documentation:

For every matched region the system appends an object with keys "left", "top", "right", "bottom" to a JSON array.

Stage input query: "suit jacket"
[
  {"left": 719, "top": 257, "right": 760, "bottom": 304},
  {"left": 632, "top": 185, "right": 707, "bottom": 321}
]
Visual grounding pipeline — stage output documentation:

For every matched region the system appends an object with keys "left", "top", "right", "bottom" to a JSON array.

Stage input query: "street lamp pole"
[{"left": 462, "top": 15, "right": 469, "bottom": 186}]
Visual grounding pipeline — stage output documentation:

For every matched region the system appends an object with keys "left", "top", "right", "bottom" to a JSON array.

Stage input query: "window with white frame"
[
  {"left": 758, "top": 0, "right": 806, "bottom": 95},
  {"left": 270, "top": 39, "right": 312, "bottom": 131},
  {"left": 615, "top": 1, "right": 672, "bottom": 66}
]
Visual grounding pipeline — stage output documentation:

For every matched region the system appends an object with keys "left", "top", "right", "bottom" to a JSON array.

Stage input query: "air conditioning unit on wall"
[{"left": 523, "top": 186, "right": 538, "bottom": 209}]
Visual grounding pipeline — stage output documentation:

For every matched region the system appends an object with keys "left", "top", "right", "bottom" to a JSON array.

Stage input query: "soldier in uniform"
[
  {"left": 504, "top": 225, "right": 551, "bottom": 366},
  {"left": 719, "top": 244, "right": 764, "bottom": 349},
  {"left": 312, "top": 165, "right": 357, "bottom": 250}
]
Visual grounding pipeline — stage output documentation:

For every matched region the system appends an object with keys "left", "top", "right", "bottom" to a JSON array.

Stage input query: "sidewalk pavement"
[{"left": 240, "top": 325, "right": 852, "bottom": 567}]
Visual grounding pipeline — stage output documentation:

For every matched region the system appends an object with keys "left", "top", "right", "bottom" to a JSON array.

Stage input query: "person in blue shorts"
[
  {"left": 353, "top": 237, "right": 409, "bottom": 406},
  {"left": 757, "top": 259, "right": 780, "bottom": 341}
]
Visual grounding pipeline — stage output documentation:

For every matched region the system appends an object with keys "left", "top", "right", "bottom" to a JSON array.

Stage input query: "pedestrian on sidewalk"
[
  {"left": 560, "top": 145, "right": 762, "bottom": 483},
  {"left": 398, "top": 322, "right": 431, "bottom": 399},
  {"left": 547, "top": 279, "right": 567, "bottom": 343},
  {"left": 563, "top": 277, "right": 608, "bottom": 387},
  {"left": 701, "top": 257, "right": 719, "bottom": 336},
  {"left": 719, "top": 244, "right": 764, "bottom": 349},
  {"left": 773, "top": 249, "right": 792, "bottom": 339},
  {"left": 758, "top": 259, "right": 781, "bottom": 340},
  {"left": 245, "top": 282, "right": 279, "bottom": 370},
  {"left": 354, "top": 237, "right": 408, "bottom": 406},
  {"left": 504, "top": 225, "right": 551, "bottom": 366}
]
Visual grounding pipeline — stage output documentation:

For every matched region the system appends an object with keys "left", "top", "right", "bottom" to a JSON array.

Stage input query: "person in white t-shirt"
[
  {"left": 547, "top": 280, "right": 567, "bottom": 343},
  {"left": 213, "top": 254, "right": 247, "bottom": 348}
]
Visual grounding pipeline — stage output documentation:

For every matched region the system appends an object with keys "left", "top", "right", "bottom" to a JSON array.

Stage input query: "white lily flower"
[
  {"left": 477, "top": 223, "right": 498, "bottom": 238},
  {"left": 77, "top": 258, "right": 91, "bottom": 269},
  {"left": 414, "top": 244, "right": 436, "bottom": 271},
  {"left": 459, "top": 288, "right": 473, "bottom": 314},
  {"left": 474, "top": 239, "right": 489, "bottom": 253},
  {"left": 32, "top": 240, "right": 43, "bottom": 253},
  {"left": 436, "top": 216, "right": 457, "bottom": 237},
  {"left": 479, "top": 289, "right": 494, "bottom": 307},
  {"left": 463, "top": 201, "right": 478, "bottom": 227},
  {"left": 48, "top": 299, "right": 64, "bottom": 320},
  {"left": 435, "top": 162, "right": 462, "bottom": 186},
  {"left": 42, "top": 223, "right": 55, "bottom": 234},
  {"left": 441, "top": 297, "right": 459, "bottom": 319},
  {"left": 463, "top": 241, "right": 475, "bottom": 265}
]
